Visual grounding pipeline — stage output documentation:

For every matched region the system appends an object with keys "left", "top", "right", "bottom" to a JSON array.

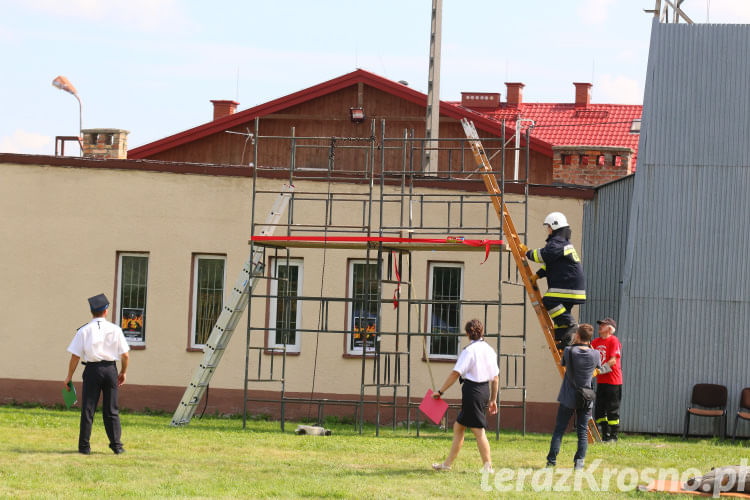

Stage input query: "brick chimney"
[
  {"left": 81, "top": 128, "right": 129, "bottom": 159},
  {"left": 505, "top": 82, "right": 524, "bottom": 107},
  {"left": 210, "top": 100, "right": 239, "bottom": 120},
  {"left": 574, "top": 83, "right": 592, "bottom": 108}
]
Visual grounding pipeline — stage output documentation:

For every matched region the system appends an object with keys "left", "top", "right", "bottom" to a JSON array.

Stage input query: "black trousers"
[
  {"left": 542, "top": 298, "right": 577, "bottom": 343},
  {"left": 594, "top": 383, "right": 622, "bottom": 438},
  {"left": 79, "top": 361, "right": 123, "bottom": 452}
]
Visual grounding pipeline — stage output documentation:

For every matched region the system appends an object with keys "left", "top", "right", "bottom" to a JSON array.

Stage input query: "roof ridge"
[{"left": 128, "top": 69, "right": 553, "bottom": 159}]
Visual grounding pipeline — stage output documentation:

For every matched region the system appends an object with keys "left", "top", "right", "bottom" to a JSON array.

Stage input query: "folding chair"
[
  {"left": 732, "top": 387, "right": 750, "bottom": 444},
  {"left": 682, "top": 383, "right": 727, "bottom": 440}
]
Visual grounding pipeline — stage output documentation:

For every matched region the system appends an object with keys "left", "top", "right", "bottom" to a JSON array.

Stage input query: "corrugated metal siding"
[
  {"left": 617, "top": 21, "right": 750, "bottom": 435},
  {"left": 640, "top": 22, "right": 750, "bottom": 167},
  {"left": 580, "top": 175, "right": 634, "bottom": 326}
]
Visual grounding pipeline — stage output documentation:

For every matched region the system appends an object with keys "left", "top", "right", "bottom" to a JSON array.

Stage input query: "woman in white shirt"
[{"left": 431, "top": 320, "right": 499, "bottom": 473}]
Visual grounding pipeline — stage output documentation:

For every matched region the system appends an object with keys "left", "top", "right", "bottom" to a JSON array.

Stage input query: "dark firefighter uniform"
[{"left": 526, "top": 232, "right": 586, "bottom": 347}]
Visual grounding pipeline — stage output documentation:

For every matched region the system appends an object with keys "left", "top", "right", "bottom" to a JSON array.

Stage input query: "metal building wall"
[
  {"left": 580, "top": 175, "right": 634, "bottom": 328},
  {"left": 616, "top": 20, "right": 750, "bottom": 435}
]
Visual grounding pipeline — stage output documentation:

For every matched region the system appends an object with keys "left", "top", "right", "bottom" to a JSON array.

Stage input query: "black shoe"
[
  {"left": 78, "top": 449, "right": 91, "bottom": 455},
  {"left": 110, "top": 444, "right": 126, "bottom": 454},
  {"left": 563, "top": 325, "right": 577, "bottom": 344}
]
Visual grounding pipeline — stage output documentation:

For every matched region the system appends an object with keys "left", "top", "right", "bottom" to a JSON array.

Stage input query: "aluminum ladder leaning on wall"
[
  {"left": 171, "top": 185, "right": 294, "bottom": 426},
  {"left": 460, "top": 118, "right": 601, "bottom": 443}
]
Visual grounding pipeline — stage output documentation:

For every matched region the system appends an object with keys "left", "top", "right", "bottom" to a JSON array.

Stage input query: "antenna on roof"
[
  {"left": 591, "top": 59, "right": 596, "bottom": 100},
  {"left": 235, "top": 66, "right": 240, "bottom": 102},
  {"left": 644, "top": 0, "right": 693, "bottom": 24}
]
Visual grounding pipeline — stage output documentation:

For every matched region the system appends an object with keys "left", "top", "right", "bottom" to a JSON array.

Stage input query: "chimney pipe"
[
  {"left": 81, "top": 128, "right": 129, "bottom": 159},
  {"left": 505, "top": 82, "right": 524, "bottom": 107},
  {"left": 573, "top": 83, "right": 592, "bottom": 108},
  {"left": 210, "top": 100, "right": 239, "bottom": 120}
]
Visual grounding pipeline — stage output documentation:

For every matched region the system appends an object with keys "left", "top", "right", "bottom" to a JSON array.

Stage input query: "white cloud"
[
  {"left": 0, "top": 130, "right": 53, "bottom": 154},
  {"left": 595, "top": 74, "right": 643, "bottom": 104},
  {"left": 577, "top": 0, "right": 616, "bottom": 25},
  {"left": 23, "top": 0, "right": 191, "bottom": 32}
]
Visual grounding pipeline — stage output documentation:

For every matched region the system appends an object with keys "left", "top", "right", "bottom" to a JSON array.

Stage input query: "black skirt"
[{"left": 457, "top": 379, "right": 490, "bottom": 429}]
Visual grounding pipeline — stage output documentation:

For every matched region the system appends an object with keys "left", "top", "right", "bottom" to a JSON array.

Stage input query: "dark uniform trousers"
[
  {"left": 542, "top": 297, "right": 577, "bottom": 345},
  {"left": 594, "top": 383, "right": 622, "bottom": 440},
  {"left": 79, "top": 361, "right": 123, "bottom": 453}
]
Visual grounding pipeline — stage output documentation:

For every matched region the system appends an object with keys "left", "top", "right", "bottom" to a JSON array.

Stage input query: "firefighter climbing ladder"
[
  {"left": 460, "top": 118, "right": 602, "bottom": 443},
  {"left": 171, "top": 185, "right": 294, "bottom": 426}
]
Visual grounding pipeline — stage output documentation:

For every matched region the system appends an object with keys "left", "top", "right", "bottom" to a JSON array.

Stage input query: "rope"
[
  {"left": 307, "top": 138, "right": 335, "bottom": 420},
  {"left": 406, "top": 274, "right": 436, "bottom": 392}
]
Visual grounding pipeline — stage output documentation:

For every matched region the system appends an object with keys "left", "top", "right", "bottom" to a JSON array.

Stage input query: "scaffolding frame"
[{"left": 241, "top": 117, "right": 532, "bottom": 437}]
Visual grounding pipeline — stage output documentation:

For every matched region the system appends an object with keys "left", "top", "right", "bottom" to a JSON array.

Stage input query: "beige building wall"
[{"left": 0, "top": 160, "right": 583, "bottom": 411}]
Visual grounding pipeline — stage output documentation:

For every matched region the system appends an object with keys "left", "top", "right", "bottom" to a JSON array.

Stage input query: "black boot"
[
  {"left": 609, "top": 425, "right": 619, "bottom": 442},
  {"left": 554, "top": 325, "right": 576, "bottom": 351},
  {"left": 598, "top": 422, "right": 611, "bottom": 442},
  {"left": 563, "top": 325, "right": 577, "bottom": 345}
]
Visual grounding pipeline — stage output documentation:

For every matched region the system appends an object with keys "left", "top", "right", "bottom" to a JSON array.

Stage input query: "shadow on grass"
[{"left": 6, "top": 448, "right": 107, "bottom": 455}]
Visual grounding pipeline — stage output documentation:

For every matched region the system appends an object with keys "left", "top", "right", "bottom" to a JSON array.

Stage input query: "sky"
[{"left": 2, "top": 0, "right": 750, "bottom": 155}]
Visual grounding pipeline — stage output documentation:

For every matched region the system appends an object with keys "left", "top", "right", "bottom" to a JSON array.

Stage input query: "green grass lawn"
[{"left": 0, "top": 405, "right": 746, "bottom": 499}]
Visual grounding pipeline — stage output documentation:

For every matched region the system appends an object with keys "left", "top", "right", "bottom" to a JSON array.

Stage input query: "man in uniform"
[
  {"left": 64, "top": 294, "right": 130, "bottom": 454},
  {"left": 591, "top": 317, "right": 622, "bottom": 442},
  {"left": 519, "top": 212, "right": 586, "bottom": 350}
]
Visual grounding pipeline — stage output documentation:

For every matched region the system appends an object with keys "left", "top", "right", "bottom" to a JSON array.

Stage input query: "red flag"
[{"left": 419, "top": 389, "right": 449, "bottom": 425}]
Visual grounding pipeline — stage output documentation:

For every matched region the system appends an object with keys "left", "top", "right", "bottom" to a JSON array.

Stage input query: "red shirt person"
[{"left": 591, "top": 317, "right": 622, "bottom": 441}]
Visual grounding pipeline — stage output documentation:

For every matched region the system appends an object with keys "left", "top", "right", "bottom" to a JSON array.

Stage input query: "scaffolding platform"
[{"left": 232, "top": 118, "right": 532, "bottom": 438}]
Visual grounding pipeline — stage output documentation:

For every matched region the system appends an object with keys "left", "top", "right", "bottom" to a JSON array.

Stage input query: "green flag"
[{"left": 62, "top": 382, "right": 77, "bottom": 409}]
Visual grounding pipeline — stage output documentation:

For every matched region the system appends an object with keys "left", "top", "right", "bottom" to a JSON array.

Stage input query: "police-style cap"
[
  {"left": 597, "top": 317, "right": 617, "bottom": 329},
  {"left": 88, "top": 293, "right": 110, "bottom": 313}
]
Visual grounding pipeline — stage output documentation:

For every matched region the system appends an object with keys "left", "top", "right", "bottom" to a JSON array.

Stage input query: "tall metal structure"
[
  {"left": 239, "top": 118, "right": 533, "bottom": 437},
  {"left": 424, "top": 0, "right": 442, "bottom": 174},
  {"left": 584, "top": 21, "right": 750, "bottom": 436},
  {"left": 644, "top": 0, "right": 693, "bottom": 24}
]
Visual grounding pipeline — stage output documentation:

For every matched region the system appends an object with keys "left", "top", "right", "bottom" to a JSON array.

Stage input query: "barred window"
[
  {"left": 269, "top": 259, "right": 303, "bottom": 352},
  {"left": 191, "top": 255, "right": 226, "bottom": 347},
  {"left": 428, "top": 263, "right": 463, "bottom": 358},
  {"left": 116, "top": 253, "right": 148, "bottom": 346},
  {"left": 347, "top": 261, "right": 379, "bottom": 354}
]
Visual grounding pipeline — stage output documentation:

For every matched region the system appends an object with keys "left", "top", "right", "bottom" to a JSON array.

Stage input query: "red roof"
[
  {"left": 458, "top": 102, "right": 642, "bottom": 169},
  {"left": 129, "top": 69, "right": 552, "bottom": 159},
  {"left": 130, "top": 69, "right": 641, "bottom": 169}
]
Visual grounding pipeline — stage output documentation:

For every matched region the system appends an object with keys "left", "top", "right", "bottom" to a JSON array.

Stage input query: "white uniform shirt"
[
  {"left": 67, "top": 317, "right": 130, "bottom": 363},
  {"left": 452, "top": 339, "right": 499, "bottom": 383}
]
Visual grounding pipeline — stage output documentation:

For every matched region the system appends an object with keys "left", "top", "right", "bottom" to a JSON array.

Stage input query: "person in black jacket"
[
  {"left": 519, "top": 212, "right": 586, "bottom": 350},
  {"left": 546, "top": 324, "right": 601, "bottom": 470}
]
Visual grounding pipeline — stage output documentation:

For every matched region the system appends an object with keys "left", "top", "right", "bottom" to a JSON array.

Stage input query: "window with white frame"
[
  {"left": 347, "top": 260, "right": 380, "bottom": 354},
  {"left": 191, "top": 254, "right": 226, "bottom": 348},
  {"left": 427, "top": 263, "right": 463, "bottom": 358},
  {"left": 116, "top": 252, "right": 149, "bottom": 346},
  {"left": 268, "top": 258, "right": 303, "bottom": 352}
]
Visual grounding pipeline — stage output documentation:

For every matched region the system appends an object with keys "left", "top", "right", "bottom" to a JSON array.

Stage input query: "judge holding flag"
[
  {"left": 431, "top": 320, "right": 499, "bottom": 473},
  {"left": 64, "top": 294, "right": 130, "bottom": 455}
]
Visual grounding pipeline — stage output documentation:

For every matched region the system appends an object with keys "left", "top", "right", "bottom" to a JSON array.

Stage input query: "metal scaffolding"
[{"left": 242, "top": 117, "right": 532, "bottom": 437}]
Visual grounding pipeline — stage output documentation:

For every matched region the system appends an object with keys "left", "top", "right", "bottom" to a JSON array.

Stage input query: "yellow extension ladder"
[{"left": 460, "top": 118, "right": 601, "bottom": 443}]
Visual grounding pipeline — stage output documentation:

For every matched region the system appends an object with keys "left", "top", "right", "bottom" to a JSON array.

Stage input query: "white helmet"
[{"left": 544, "top": 212, "right": 569, "bottom": 230}]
